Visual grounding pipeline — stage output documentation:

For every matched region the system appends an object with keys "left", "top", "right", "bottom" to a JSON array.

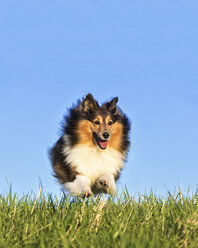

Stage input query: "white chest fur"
[{"left": 63, "top": 145, "right": 124, "bottom": 184}]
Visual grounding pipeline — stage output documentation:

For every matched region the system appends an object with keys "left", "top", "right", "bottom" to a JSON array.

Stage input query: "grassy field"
[{"left": 0, "top": 189, "right": 197, "bottom": 248}]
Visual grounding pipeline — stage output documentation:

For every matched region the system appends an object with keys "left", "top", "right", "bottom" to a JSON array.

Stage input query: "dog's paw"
[
  {"left": 98, "top": 178, "right": 109, "bottom": 188},
  {"left": 63, "top": 178, "right": 93, "bottom": 197},
  {"left": 81, "top": 188, "right": 93, "bottom": 198},
  {"left": 95, "top": 174, "right": 117, "bottom": 195},
  {"left": 96, "top": 175, "right": 110, "bottom": 189}
]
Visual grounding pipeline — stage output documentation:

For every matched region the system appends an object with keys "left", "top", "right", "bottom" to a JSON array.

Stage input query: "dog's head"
[{"left": 80, "top": 93, "right": 121, "bottom": 150}]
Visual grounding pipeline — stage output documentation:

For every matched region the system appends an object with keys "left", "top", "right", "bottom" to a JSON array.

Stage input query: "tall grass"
[{"left": 0, "top": 189, "right": 197, "bottom": 248}]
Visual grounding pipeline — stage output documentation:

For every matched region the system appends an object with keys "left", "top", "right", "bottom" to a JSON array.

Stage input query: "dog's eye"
[
  {"left": 108, "top": 121, "right": 113, "bottom": 125},
  {"left": 94, "top": 120, "right": 100, "bottom": 125}
]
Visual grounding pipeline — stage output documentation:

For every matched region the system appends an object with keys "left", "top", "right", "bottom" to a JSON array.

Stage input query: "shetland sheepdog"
[{"left": 50, "top": 93, "right": 130, "bottom": 197}]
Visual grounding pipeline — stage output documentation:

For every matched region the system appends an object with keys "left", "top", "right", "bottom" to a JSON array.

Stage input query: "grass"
[{"left": 0, "top": 188, "right": 197, "bottom": 248}]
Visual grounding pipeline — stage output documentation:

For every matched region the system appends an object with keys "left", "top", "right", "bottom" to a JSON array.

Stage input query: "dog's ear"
[
  {"left": 81, "top": 93, "right": 99, "bottom": 112},
  {"left": 106, "top": 97, "right": 118, "bottom": 113}
]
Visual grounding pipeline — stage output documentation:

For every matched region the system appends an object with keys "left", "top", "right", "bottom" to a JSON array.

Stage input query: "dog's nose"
[{"left": 103, "top": 132, "right": 110, "bottom": 139}]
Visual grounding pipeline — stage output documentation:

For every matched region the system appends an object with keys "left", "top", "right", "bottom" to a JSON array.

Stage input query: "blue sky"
[{"left": 0, "top": 0, "right": 197, "bottom": 197}]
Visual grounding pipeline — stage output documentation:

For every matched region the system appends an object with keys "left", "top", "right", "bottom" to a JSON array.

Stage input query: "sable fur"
[{"left": 49, "top": 93, "right": 130, "bottom": 196}]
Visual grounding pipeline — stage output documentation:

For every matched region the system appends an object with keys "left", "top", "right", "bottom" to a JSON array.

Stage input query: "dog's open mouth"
[
  {"left": 98, "top": 139, "right": 108, "bottom": 150},
  {"left": 94, "top": 133, "right": 108, "bottom": 150}
]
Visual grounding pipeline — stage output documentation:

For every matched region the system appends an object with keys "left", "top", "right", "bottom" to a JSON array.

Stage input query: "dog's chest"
[{"left": 64, "top": 146, "right": 124, "bottom": 183}]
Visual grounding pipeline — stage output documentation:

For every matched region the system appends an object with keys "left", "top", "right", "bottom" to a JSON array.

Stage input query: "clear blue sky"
[{"left": 0, "top": 0, "right": 197, "bottom": 197}]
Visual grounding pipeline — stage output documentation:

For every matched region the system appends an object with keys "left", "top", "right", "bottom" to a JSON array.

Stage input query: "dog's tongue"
[{"left": 99, "top": 141, "right": 108, "bottom": 149}]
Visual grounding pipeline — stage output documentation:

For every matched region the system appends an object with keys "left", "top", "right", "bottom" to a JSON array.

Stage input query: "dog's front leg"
[
  {"left": 63, "top": 175, "right": 93, "bottom": 197},
  {"left": 95, "top": 174, "right": 117, "bottom": 195}
]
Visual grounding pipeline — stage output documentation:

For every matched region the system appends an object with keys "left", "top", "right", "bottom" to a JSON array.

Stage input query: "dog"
[{"left": 50, "top": 93, "right": 130, "bottom": 197}]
